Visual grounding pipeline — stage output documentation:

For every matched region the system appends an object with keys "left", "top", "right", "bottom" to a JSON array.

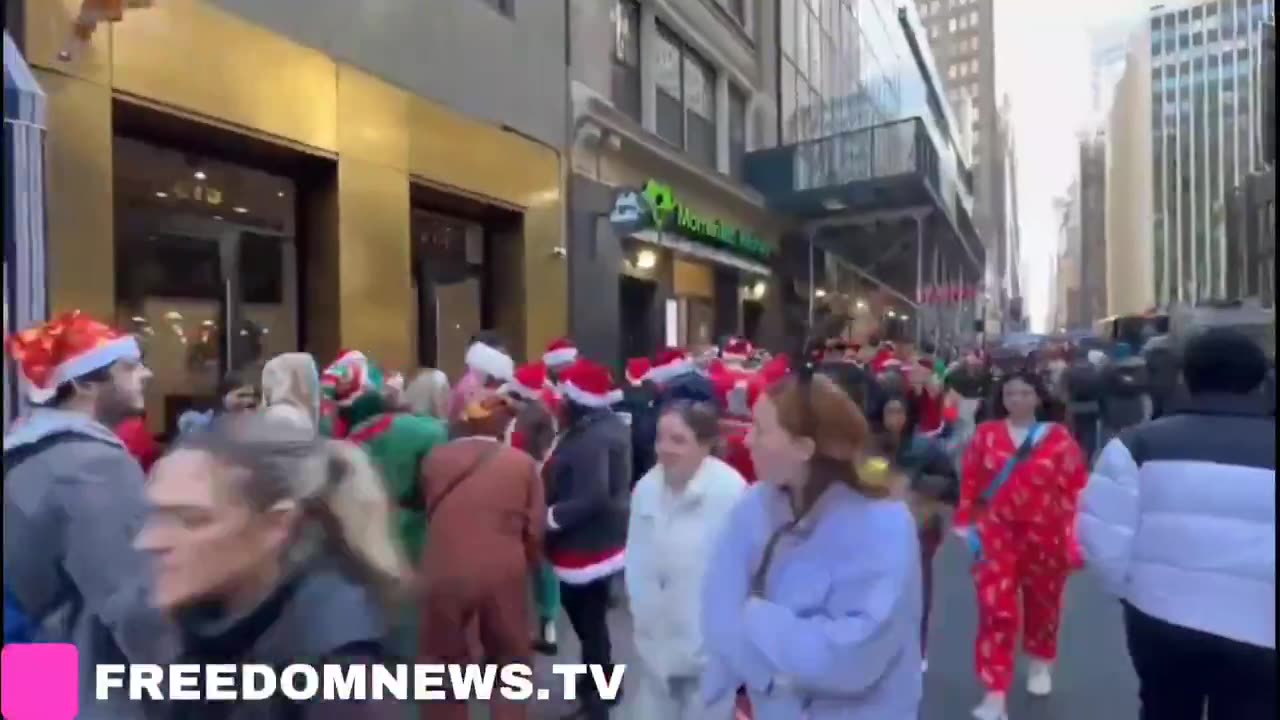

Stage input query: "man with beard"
[{"left": 4, "top": 311, "right": 177, "bottom": 719}]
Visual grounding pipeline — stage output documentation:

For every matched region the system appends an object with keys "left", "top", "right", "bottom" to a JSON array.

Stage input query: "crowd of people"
[{"left": 2, "top": 309, "right": 1274, "bottom": 720}]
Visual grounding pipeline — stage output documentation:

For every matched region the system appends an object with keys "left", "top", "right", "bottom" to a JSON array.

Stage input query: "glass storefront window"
[{"left": 113, "top": 137, "right": 298, "bottom": 436}]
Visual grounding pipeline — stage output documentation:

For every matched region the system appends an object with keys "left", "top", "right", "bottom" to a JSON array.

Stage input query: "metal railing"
[{"left": 745, "top": 117, "right": 940, "bottom": 198}]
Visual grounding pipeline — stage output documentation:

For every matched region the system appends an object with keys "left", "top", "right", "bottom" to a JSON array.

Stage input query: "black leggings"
[{"left": 1125, "top": 603, "right": 1276, "bottom": 720}]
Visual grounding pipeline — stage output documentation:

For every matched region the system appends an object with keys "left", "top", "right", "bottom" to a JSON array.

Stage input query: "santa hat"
[
  {"left": 5, "top": 311, "right": 141, "bottom": 403},
  {"left": 645, "top": 347, "right": 694, "bottom": 385},
  {"left": 745, "top": 354, "right": 791, "bottom": 410},
  {"left": 465, "top": 340, "right": 514, "bottom": 382},
  {"left": 543, "top": 338, "right": 578, "bottom": 368},
  {"left": 503, "top": 362, "right": 550, "bottom": 401},
  {"left": 625, "top": 357, "right": 651, "bottom": 385},
  {"left": 559, "top": 359, "right": 623, "bottom": 408},
  {"left": 721, "top": 338, "right": 753, "bottom": 363},
  {"left": 320, "top": 350, "right": 385, "bottom": 408}
]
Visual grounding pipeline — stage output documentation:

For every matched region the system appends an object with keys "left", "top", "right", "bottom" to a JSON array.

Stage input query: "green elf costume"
[{"left": 319, "top": 350, "right": 447, "bottom": 658}]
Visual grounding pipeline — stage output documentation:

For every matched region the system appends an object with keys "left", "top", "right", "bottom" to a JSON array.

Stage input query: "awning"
[
  {"left": 5, "top": 31, "right": 49, "bottom": 426},
  {"left": 630, "top": 229, "right": 772, "bottom": 277}
]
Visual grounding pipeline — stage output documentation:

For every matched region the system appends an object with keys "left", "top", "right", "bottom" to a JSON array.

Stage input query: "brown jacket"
[{"left": 419, "top": 436, "right": 545, "bottom": 588}]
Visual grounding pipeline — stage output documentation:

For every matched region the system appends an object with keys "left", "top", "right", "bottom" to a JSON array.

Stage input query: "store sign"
[
  {"left": 607, "top": 182, "right": 773, "bottom": 262},
  {"left": 643, "top": 180, "right": 773, "bottom": 262}
]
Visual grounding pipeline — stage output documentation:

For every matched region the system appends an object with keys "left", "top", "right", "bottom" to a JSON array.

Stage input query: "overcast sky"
[{"left": 996, "top": 0, "right": 1151, "bottom": 330}]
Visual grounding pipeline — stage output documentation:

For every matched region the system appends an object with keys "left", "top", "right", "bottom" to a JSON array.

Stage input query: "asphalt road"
[{"left": 468, "top": 534, "right": 1140, "bottom": 719}]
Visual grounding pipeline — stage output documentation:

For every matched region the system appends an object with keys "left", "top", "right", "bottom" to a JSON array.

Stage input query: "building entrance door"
[{"left": 116, "top": 213, "right": 297, "bottom": 435}]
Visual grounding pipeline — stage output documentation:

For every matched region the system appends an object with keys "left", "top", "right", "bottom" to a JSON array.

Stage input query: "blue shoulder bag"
[{"left": 966, "top": 423, "right": 1048, "bottom": 563}]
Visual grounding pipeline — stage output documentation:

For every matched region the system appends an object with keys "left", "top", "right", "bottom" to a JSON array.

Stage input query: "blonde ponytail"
[
  {"left": 176, "top": 413, "right": 409, "bottom": 609},
  {"left": 317, "top": 439, "right": 410, "bottom": 607}
]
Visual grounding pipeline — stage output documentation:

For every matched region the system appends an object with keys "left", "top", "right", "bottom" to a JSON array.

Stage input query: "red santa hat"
[
  {"left": 559, "top": 359, "right": 623, "bottom": 408},
  {"left": 543, "top": 337, "right": 578, "bottom": 368},
  {"left": 502, "top": 362, "right": 550, "bottom": 402},
  {"left": 5, "top": 311, "right": 141, "bottom": 404},
  {"left": 465, "top": 340, "right": 514, "bottom": 382},
  {"left": 645, "top": 347, "right": 694, "bottom": 385},
  {"left": 625, "top": 357, "right": 651, "bottom": 385},
  {"left": 721, "top": 338, "right": 753, "bottom": 363},
  {"left": 745, "top": 354, "right": 791, "bottom": 410}
]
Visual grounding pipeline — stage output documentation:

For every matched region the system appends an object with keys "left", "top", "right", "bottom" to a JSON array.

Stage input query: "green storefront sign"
[{"left": 640, "top": 180, "right": 773, "bottom": 262}]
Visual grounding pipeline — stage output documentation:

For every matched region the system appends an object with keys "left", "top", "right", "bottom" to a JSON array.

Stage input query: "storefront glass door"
[{"left": 116, "top": 213, "right": 296, "bottom": 435}]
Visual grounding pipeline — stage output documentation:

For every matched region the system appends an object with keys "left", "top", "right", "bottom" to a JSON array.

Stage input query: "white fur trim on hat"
[
  {"left": 561, "top": 379, "right": 620, "bottom": 408},
  {"left": 21, "top": 335, "right": 142, "bottom": 403},
  {"left": 465, "top": 342, "right": 514, "bottom": 382},
  {"left": 543, "top": 346, "right": 578, "bottom": 367},
  {"left": 644, "top": 358, "right": 693, "bottom": 385}
]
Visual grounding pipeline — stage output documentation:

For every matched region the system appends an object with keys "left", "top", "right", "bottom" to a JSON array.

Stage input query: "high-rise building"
[
  {"left": 746, "top": 1, "right": 983, "bottom": 348},
  {"left": 1090, "top": 20, "right": 1138, "bottom": 122},
  {"left": 1052, "top": 181, "right": 1083, "bottom": 331},
  {"left": 1105, "top": 24, "right": 1157, "bottom": 316},
  {"left": 1079, "top": 130, "right": 1109, "bottom": 324},
  {"left": 1148, "top": 0, "right": 1276, "bottom": 305},
  {"left": 914, "top": 0, "right": 1011, "bottom": 327},
  {"left": 565, "top": 0, "right": 782, "bottom": 364}
]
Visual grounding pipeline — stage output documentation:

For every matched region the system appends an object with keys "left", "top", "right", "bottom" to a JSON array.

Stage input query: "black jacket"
[
  {"left": 1101, "top": 360, "right": 1151, "bottom": 428},
  {"left": 545, "top": 407, "right": 631, "bottom": 564},
  {"left": 625, "top": 371, "right": 716, "bottom": 483},
  {"left": 614, "top": 382, "right": 659, "bottom": 486},
  {"left": 165, "top": 561, "right": 398, "bottom": 720}
]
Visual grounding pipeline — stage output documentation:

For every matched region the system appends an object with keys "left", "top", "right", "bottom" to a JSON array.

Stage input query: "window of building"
[
  {"left": 684, "top": 47, "right": 717, "bottom": 168},
  {"left": 717, "top": 0, "right": 747, "bottom": 28},
  {"left": 655, "top": 24, "right": 685, "bottom": 148},
  {"left": 949, "top": 64, "right": 958, "bottom": 79},
  {"left": 970, "top": 58, "right": 979, "bottom": 74},
  {"left": 611, "top": 0, "right": 642, "bottom": 122},
  {"left": 930, "top": 24, "right": 940, "bottom": 39},
  {"left": 478, "top": 0, "right": 514, "bottom": 17},
  {"left": 949, "top": 17, "right": 957, "bottom": 32},
  {"left": 729, "top": 84, "right": 748, "bottom": 179},
  {"left": 969, "top": 10, "right": 979, "bottom": 26},
  {"left": 113, "top": 136, "right": 299, "bottom": 436},
  {"left": 655, "top": 23, "right": 718, "bottom": 168}
]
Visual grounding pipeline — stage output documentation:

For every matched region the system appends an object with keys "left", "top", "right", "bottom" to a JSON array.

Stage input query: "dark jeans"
[
  {"left": 1125, "top": 603, "right": 1277, "bottom": 720},
  {"left": 920, "top": 520, "right": 943, "bottom": 655},
  {"left": 560, "top": 578, "right": 615, "bottom": 718},
  {"left": 1071, "top": 412, "right": 1100, "bottom": 459}
]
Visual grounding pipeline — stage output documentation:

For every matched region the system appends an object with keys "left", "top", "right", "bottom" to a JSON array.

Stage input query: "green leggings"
[{"left": 532, "top": 561, "right": 560, "bottom": 622}]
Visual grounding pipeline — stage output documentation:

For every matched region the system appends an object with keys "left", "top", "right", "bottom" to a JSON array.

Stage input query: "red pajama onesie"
[{"left": 955, "top": 421, "right": 1088, "bottom": 693}]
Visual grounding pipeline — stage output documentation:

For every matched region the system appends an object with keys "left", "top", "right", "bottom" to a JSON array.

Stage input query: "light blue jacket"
[{"left": 700, "top": 481, "right": 922, "bottom": 720}]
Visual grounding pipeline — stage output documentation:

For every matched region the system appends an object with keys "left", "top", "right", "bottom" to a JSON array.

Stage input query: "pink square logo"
[{"left": 2, "top": 643, "right": 80, "bottom": 720}]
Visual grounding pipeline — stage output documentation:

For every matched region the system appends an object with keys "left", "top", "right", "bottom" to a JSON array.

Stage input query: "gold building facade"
[{"left": 27, "top": 0, "right": 566, "bottom": 431}]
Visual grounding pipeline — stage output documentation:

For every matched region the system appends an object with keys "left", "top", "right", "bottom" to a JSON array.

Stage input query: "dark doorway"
[
  {"left": 743, "top": 300, "right": 764, "bottom": 343},
  {"left": 620, "top": 276, "right": 656, "bottom": 361}
]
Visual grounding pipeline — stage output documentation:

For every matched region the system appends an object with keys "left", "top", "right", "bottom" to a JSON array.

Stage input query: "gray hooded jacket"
[{"left": 3, "top": 408, "right": 177, "bottom": 720}]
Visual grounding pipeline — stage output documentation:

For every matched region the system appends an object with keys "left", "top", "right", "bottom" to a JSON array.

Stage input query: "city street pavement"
[{"left": 472, "top": 535, "right": 1139, "bottom": 719}]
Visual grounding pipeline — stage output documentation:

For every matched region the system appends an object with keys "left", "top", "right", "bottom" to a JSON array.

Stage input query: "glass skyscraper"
[{"left": 1149, "top": 0, "right": 1275, "bottom": 304}]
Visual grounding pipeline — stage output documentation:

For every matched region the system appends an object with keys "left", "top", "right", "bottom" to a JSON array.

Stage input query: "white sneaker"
[
  {"left": 972, "top": 692, "right": 1008, "bottom": 720},
  {"left": 1027, "top": 659, "right": 1054, "bottom": 697},
  {"left": 921, "top": 659, "right": 929, "bottom": 673}
]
